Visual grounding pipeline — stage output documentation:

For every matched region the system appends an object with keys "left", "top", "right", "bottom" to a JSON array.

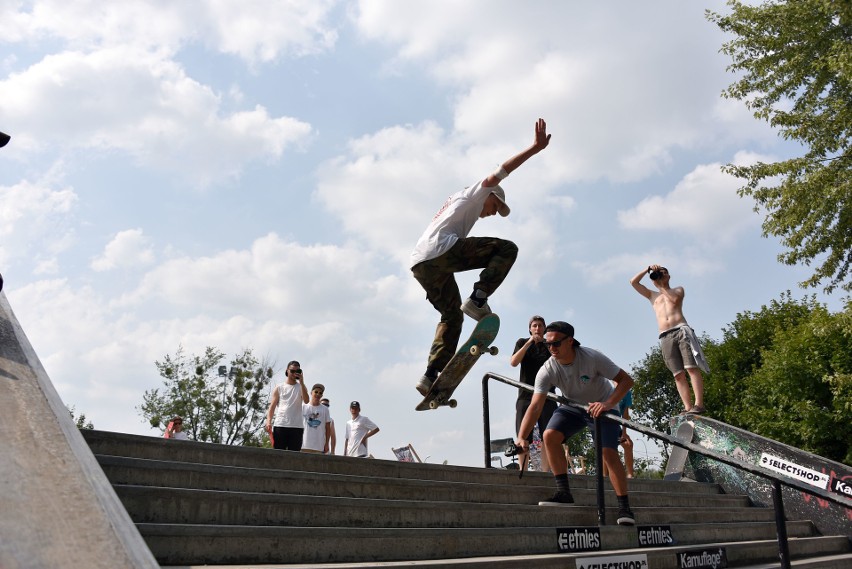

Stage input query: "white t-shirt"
[
  {"left": 345, "top": 414, "right": 378, "bottom": 457},
  {"left": 410, "top": 180, "right": 493, "bottom": 267},
  {"left": 302, "top": 403, "right": 331, "bottom": 451},
  {"left": 272, "top": 383, "right": 304, "bottom": 428},
  {"left": 534, "top": 347, "right": 621, "bottom": 405}
]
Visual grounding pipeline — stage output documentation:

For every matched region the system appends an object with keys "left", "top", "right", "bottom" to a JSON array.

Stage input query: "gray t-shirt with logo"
[{"left": 533, "top": 346, "right": 620, "bottom": 405}]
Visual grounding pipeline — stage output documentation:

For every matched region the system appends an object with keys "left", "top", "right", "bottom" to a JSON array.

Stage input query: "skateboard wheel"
[
  {"left": 470, "top": 345, "right": 481, "bottom": 356},
  {"left": 449, "top": 399, "right": 457, "bottom": 408},
  {"left": 489, "top": 346, "right": 499, "bottom": 356},
  {"left": 429, "top": 400, "right": 439, "bottom": 410}
]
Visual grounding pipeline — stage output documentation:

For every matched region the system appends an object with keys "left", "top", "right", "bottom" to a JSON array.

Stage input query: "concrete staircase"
[{"left": 82, "top": 429, "right": 851, "bottom": 568}]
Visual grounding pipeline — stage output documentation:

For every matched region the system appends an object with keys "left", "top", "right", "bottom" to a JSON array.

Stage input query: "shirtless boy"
[{"left": 630, "top": 265, "right": 708, "bottom": 414}]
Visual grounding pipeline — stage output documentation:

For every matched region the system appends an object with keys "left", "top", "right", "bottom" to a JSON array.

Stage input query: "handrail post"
[
  {"left": 594, "top": 416, "right": 606, "bottom": 525},
  {"left": 771, "top": 480, "right": 792, "bottom": 569},
  {"left": 482, "top": 375, "right": 492, "bottom": 468}
]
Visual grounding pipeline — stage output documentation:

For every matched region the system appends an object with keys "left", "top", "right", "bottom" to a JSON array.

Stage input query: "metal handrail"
[{"left": 481, "top": 372, "right": 852, "bottom": 569}]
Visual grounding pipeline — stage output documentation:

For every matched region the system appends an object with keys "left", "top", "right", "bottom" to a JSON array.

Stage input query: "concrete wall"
[{"left": 0, "top": 292, "right": 158, "bottom": 568}]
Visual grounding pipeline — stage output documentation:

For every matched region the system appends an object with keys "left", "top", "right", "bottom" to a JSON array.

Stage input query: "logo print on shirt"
[{"left": 580, "top": 375, "right": 591, "bottom": 384}]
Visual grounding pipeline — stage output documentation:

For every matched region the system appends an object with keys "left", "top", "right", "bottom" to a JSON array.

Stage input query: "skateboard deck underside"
[
  {"left": 416, "top": 314, "right": 499, "bottom": 411},
  {"left": 664, "top": 420, "right": 695, "bottom": 481}
]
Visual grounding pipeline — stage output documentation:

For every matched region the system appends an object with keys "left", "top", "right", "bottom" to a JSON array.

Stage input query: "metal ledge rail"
[{"left": 480, "top": 372, "right": 852, "bottom": 569}]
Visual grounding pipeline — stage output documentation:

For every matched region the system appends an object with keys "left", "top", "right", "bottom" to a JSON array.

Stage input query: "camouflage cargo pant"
[{"left": 412, "top": 236, "right": 518, "bottom": 372}]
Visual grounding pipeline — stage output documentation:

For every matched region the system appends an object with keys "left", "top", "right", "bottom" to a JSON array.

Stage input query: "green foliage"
[
  {"left": 702, "top": 291, "right": 817, "bottom": 425},
  {"left": 733, "top": 298, "right": 852, "bottom": 464},
  {"left": 707, "top": 1, "right": 852, "bottom": 293},
  {"left": 706, "top": 293, "right": 850, "bottom": 464},
  {"left": 67, "top": 405, "right": 94, "bottom": 430},
  {"left": 138, "top": 345, "right": 275, "bottom": 446}
]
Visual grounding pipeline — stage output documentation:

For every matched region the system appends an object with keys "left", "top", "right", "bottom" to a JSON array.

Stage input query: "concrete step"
[
  {"left": 143, "top": 527, "right": 846, "bottom": 566},
  {"left": 96, "top": 454, "right": 749, "bottom": 508},
  {"left": 84, "top": 430, "right": 725, "bottom": 494},
  {"left": 162, "top": 553, "right": 852, "bottom": 569},
  {"left": 115, "top": 485, "right": 779, "bottom": 528}
]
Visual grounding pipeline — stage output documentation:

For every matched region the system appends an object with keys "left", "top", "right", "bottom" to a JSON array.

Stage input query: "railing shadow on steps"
[{"left": 480, "top": 372, "right": 852, "bottom": 569}]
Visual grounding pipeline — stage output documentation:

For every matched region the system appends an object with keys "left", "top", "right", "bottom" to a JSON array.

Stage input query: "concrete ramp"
[{"left": 0, "top": 292, "right": 157, "bottom": 568}]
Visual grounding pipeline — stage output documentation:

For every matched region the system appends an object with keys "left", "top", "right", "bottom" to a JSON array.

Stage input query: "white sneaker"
[
  {"left": 416, "top": 375, "right": 435, "bottom": 396},
  {"left": 461, "top": 298, "right": 492, "bottom": 321}
]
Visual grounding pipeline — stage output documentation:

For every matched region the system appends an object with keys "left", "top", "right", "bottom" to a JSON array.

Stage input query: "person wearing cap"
[
  {"left": 164, "top": 416, "right": 188, "bottom": 440},
  {"left": 630, "top": 264, "right": 708, "bottom": 414},
  {"left": 410, "top": 119, "right": 551, "bottom": 396},
  {"left": 302, "top": 383, "right": 332, "bottom": 453},
  {"left": 266, "top": 360, "right": 310, "bottom": 451},
  {"left": 344, "top": 401, "right": 379, "bottom": 458},
  {"left": 510, "top": 314, "right": 557, "bottom": 473},
  {"left": 515, "top": 321, "right": 637, "bottom": 525}
]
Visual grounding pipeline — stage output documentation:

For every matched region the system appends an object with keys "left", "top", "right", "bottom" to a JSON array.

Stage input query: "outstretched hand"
[{"left": 534, "top": 118, "right": 551, "bottom": 151}]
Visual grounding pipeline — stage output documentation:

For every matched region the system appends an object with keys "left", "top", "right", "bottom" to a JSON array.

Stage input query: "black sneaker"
[
  {"left": 539, "top": 491, "right": 574, "bottom": 506},
  {"left": 616, "top": 507, "right": 636, "bottom": 525}
]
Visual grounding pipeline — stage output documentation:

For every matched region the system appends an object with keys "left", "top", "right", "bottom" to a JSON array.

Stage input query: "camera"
[
  {"left": 649, "top": 267, "right": 666, "bottom": 281},
  {"left": 504, "top": 442, "right": 520, "bottom": 457}
]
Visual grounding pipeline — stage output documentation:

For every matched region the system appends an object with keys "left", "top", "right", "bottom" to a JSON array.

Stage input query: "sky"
[{"left": 1, "top": 1, "right": 843, "bottom": 467}]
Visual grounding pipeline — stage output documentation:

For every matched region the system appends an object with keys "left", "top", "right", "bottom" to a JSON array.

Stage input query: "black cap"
[
  {"left": 350, "top": 400, "right": 360, "bottom": 408},
  {"left": 545, "top": 321, "right": 580, "bottom": 347}
]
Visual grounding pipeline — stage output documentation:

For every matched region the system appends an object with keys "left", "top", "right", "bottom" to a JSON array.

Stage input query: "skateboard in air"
[{"left": 415, "top": 313, "right": 500, "bottom": 411}]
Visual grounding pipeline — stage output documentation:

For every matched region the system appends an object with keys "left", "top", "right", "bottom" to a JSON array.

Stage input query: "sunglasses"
[
  {"left": 544, "top": 337, "right": 569, "bottom": 349},
  {"left": 312, "top": 389, "right": 324, "bottom": 394},
  {"left": 289, "top": 368, "right": 303, "bottom": 374}
]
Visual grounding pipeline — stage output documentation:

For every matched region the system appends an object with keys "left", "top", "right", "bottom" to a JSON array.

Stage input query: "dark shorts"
[
  {"left": 546, "top": 405, "right": 621, "bottom": 450},
  {"left": 273, "top": 427, "right": 304, "bottom": 451},
  {"left": 516, "top": 397, "right": 558, "bottom": 442}
]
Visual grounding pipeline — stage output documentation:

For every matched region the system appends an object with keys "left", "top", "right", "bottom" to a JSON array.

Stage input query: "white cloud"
[
  {"left": 0, "top": 179, "right": 77, "bottom": 267},
  {"left": 91, "top": 229, "right": 155, "bottom": 272},
  {"left": 616, "top": 160, "right": 760, "bottom": 245},
  {"left": 1, "top": 0, "right": 339, "bottom": 62},
  {"left": 0, "top": 48, "right": 313, "bottom": 186}
]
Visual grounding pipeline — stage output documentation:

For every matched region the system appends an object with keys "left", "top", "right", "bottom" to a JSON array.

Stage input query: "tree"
[
  {"left": 138, "top": 345, "right": 275, "bottom": 446},
  {"left": 723, "top": 298, "right": 852, "bottom": 463},
  {"left": 707, "top": 1, "right": 852, "bottom": 293},
  {"left": 702, "top": 291, "right": 816, "bottom": 425},
  {"left": 67, "top": 405, "right": 94, "bottom": 430},
  {"left": 704, "top": 293, "right": 852, "bottom": 464}
]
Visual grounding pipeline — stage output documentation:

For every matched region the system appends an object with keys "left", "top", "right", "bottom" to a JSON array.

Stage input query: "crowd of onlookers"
[{"left": 165, "top": 359, "right": 380, "bottom": 458}]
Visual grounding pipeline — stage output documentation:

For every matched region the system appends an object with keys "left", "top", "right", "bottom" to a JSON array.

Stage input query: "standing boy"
[
  {"left": 344, "top": 401, "right": 380, "bottom": 458},
  {"left": 630, "top": 265, "right": 708, "bottom": 414},
  {"left": 302, "top": 383, "right": 331, "bottom": 453}
]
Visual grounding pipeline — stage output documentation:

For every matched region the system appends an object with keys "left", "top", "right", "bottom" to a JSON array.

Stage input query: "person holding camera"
[
  {"left": 515, "top": 321, "right": 636, "bottom": 525},
  {"left": 510, "top": 315, "right": 556, "bottom": 472},
  {"left": 266, "top": 360, "right": 310, "bottom": 451},
  {"left": 630, "top": 265, "right": 708, "bottom": 414}
]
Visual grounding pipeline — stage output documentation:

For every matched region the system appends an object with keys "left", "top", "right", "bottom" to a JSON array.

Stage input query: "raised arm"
[
  {"left": 482, "top": 118, "right": 551, "bottom": 188},
  {"left": 630, "top": 267, "right": 653, "bottom": 299}
]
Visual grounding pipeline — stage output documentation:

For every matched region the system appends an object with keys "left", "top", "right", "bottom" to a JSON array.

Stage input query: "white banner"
[{"left": 759, "top": 453, "right": 829, "bottom": 489}]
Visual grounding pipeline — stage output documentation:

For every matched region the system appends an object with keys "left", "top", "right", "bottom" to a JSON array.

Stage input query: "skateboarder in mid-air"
[{"left": 410, "top": 119, "right": 551, "bottom": 396}]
